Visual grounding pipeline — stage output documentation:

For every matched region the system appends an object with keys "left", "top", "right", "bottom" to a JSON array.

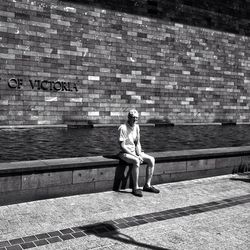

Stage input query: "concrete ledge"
[
  {"left": 174, "top": 122, "right": 222, "bottom": 126},
  {"left": 0, "top": 124, "right": 67, "bottom": 130},
  {"left": 0, "top": 146, "right": 250, "bottom": 205},
  {"left": 93, "top": 123, "right": 156, "bottom": 127},
  {"left": 2, "top": 122, "right": 250, "bottom": 130}
]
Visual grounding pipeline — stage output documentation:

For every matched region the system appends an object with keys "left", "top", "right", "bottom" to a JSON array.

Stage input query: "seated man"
[{"left": 118, "top": 109, "right": 160, "bottom": 197}]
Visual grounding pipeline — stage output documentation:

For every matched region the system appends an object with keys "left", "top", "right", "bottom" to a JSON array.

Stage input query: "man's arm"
[
  {"left": 120, "top": 141, "right": 143, "bottom": 163},
  {"left": 119, "top": 141, "right": 137, "bottom": 156},
  {"left": 135, "top": 141, "right": 144, "bottom": 163},
  {"left": 135, "top": 140, "right": 142, "bottom": 156},
  {"left": 135, "top": 125, "right": 143, "bottom": 159}
]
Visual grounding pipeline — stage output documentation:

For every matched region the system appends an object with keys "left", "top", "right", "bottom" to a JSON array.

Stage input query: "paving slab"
[{"left": 0, "top": 174, "right": 249, "bottom": 249}]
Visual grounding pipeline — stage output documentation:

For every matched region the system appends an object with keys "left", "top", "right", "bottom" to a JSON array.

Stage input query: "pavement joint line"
[{"left": 0, "top": 193, "right": 249, "bottom": 250}]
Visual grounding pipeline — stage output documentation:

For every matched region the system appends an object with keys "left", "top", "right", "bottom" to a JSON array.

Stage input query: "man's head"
[{"left": 127, "top": 109, "right": 139, "bottom": 126}]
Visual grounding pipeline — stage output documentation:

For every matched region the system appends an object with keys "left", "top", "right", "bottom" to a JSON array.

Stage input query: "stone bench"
[{"left": 0, "top": 146, "right": 250, "bottom": 205}]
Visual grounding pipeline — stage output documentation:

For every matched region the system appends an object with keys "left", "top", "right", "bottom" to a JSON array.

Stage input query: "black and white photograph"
[{"left": 0, "top": 0, "right": 249, "bottom": 249}]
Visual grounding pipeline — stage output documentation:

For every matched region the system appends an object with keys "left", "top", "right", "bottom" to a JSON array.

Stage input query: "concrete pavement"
[{"left": 0, "top": 174, "right": 249, "bottom": 250}]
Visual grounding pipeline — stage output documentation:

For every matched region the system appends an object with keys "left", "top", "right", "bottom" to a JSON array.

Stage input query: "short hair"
[{"left": 128, "top": 109, "right": 139, "bottom": 118}]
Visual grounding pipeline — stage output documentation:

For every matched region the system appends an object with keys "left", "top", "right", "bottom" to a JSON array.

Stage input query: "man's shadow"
[
  {"left": 103, "top": 154, "right": 134, "bottom": 191},
  {"left": 78, "top": 222, "right": 170, "bottom": 250},
  {"left": 232, "top": 165, "right": 250, "bottom": 183},
  {"left": 231, "top": 175, "right": 250, "bottom": 183}
]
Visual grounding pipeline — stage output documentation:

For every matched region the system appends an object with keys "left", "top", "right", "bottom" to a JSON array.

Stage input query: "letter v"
[{"left": 29, "top": 79, "right": 35, "bottom": 89}]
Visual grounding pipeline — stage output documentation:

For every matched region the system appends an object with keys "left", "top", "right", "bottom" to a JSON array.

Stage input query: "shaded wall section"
[
  {"left": 0, "top": 0, "right": 250, "bottom": 125},
  {"left": 65, "top": 0, "right": 250, "bottom": 36}
]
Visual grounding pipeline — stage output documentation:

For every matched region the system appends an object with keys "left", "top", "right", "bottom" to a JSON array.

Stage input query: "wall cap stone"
[
  {"left": 0, "top": 125, "right": 67, "bottom": 130},
  {"left": 2, "top": 123, "right": 250, "bottom": 130},
  {"left": 1, "top": 146, "right": 250, "bottom": 175}
]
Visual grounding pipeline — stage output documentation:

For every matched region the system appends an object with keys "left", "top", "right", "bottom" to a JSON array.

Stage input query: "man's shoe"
[
  {"left": 132, "top": 189, "right": 143, "bottom": 197},
  {"left": 143, "top": 185, "right": 160, "bottom": 193}
]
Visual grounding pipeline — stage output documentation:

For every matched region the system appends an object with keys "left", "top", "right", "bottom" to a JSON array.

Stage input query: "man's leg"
[
  {"left": 140, "top": 152, "right": 155, "bottom": 186},
  {"left": 140, "top": 152, "right": 160, "bottom": 193},
  {"left": 119, "top": 153, "right": 141, "bottom": 190}
]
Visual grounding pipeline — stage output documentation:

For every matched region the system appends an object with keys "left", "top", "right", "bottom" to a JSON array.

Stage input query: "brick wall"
[{"left": 0, "top": 0, "right": 250, "bottom": 125}]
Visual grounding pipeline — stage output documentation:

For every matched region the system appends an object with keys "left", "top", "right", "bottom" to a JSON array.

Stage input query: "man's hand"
[
  {"left": 130, "top": 153, "right": 143, "bottom": 163},
  {"left": 138, "top": 155, "right": 143, "bottom": 163}
]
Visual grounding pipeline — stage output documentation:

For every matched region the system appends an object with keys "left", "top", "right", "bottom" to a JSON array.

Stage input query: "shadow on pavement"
[
  {"left": 230, "top": 177, "right": 250, "bottom": 183},
  {"left": 79, "top": 222, "right": 170, "bottom": 250}
]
